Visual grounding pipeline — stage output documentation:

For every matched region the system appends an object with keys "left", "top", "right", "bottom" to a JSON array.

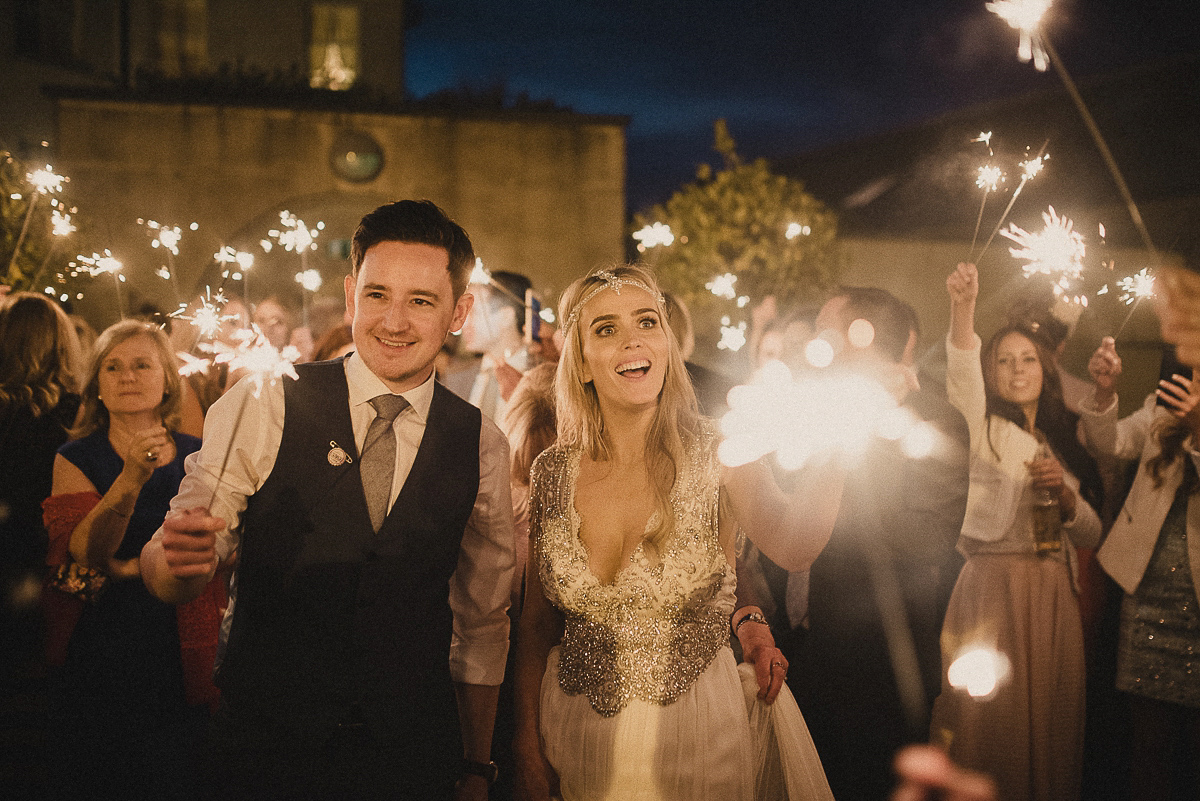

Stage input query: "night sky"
[{"left": 404, "top": 0, "right": 1200, "bottom": 212}]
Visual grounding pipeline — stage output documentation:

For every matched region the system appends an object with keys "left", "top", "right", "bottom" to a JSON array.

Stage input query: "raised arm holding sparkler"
[
  {"left": 932, "top": 261, "right": 1103, "bottom": 801},
  {"left": 1077, "top": 336, "right": 1200, "bottom": 801}
]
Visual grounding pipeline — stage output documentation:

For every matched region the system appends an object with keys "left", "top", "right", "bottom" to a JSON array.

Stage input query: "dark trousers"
[{"left": 202, "top": 712, "right": 456, "bottom": 801}]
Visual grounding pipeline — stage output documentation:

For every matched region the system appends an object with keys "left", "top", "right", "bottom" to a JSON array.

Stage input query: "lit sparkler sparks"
[
  {"left": 170, "top": 286, "right": 236, "bottom": 340},
  {"left": 1116, "top": 268, "right": 1155, "bottom": 306},
  {"left": 1001, "top": 205, "right": 1086, "bottom": 297},
  {"left": 212, "top": 326, "right": 301, "bottom": 397},
  {"left": 77, "top": 250, "right": 124, "bottom": 278},
  {"left": 973, "top": 142, "right": 1050, "bottom": 264},
  {"left": 201, "top": 326, "right": 301, "bottom": 508},
  {"left": 1019, "top": 154, "right": 1047, "bottom": 181},
  {"left": 51, "top": 209, "right": 75, "bottom": 237},
  {"left": 268, "top": 211, "right": 323, "bottom": 253},
  {"left": 77, "top": 250, "right": 126, "bottom": 318},
  {"left": 632, "top": 222, "right": 674, "bottom": 251},
  {"left": 976, "top": 165, "right": 1004, "bottom": 192},
  {"left": 986, "top": 0, "right": 1052, "bottom": 71},
  {"left": 27, "top": 166, "right": 66, "bottom": 194},
  {"left": 972, "top": 131, "right": 995, "bottom": 156},
  {"left": 7, "top": 165, "right": 69, "bottom": 275},
  {"left": 706, "top": 273, "right": 738, "bottom": 300}
]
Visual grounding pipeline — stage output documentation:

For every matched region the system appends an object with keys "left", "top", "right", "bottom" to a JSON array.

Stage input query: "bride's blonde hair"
[{"left": 555, "top": 264, "right": 701, "bottom": 546}]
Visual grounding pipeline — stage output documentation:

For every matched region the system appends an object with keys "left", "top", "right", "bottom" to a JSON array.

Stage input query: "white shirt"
[{"left": 158, "top": 352, "right": 515, "bottom": 685}]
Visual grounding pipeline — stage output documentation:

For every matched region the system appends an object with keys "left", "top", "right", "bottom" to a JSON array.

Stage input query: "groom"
[{"left": 141, "top": 200, "right": 515, "bottom": 800}]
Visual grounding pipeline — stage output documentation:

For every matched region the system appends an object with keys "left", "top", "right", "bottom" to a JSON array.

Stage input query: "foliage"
[
  {"left": 0, "top": 150, "right": 73, "bottom": 292},
  {"left": 632, "top": 120, "right": 840, "bottom": 364}
]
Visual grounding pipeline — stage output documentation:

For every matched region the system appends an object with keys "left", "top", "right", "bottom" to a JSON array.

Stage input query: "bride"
[{"left": 513, "top": 265, "right": 839, "bottom": 800}]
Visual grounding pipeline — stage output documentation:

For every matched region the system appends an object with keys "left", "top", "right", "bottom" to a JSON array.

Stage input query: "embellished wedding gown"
[{"left": 529, "top": 424, "right": 833, "bottom": 801}]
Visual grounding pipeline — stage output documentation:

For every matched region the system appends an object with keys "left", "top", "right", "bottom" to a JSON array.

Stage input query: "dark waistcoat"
[{"left": 217, "top": 360, "right": 482, "bottom": 752}]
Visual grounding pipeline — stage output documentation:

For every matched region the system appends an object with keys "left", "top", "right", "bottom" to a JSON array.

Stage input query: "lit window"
[{"left": 310, "top": 4, "right": 359, "bottom": 90}]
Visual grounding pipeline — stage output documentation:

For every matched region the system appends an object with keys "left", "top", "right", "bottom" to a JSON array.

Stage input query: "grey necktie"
[{"left": 361, "top": 394, "right": 409, "bottom": 532}]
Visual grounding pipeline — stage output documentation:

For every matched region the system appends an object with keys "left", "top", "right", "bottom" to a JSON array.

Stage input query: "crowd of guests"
[{"left": 1, "top": 200, "right": 1197, "bottom": 801}]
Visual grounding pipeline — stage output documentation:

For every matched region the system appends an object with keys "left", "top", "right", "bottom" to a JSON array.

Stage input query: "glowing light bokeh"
[
  {"left": 632, "top": 222, "right": 675, "bottom": 249},
  {"left": 719, "top": 363, "right": 899, "bottom": 471},
  {"left": 706, "top": 273, "right": 738, "bottom": 300},
  {"left": 717, "top": 317, "right": 747, "bottom": 352},
  {"left": 847, "top": 318, "right": 876, "bottom": 349},
  {"left": 948, "top": 646, "right": 1012, "bottom": 698},
  {"left": 295, "top": 269, "right": 323, "bottom": 293},
  {"left": 804, "top": 338, "right": 835, "bottom": 368},
  {"left": 469, "top": 258, "right": 490, "bottom": 286},
  {"left": 785, "top": 222, "right": 812, "bottom": 240}
]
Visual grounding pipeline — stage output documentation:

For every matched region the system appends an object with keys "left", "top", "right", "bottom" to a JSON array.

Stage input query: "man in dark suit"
[
  {"left": 779, "top": 287, "right": 970, "bottom": 801},
  {"left": 142, "top": 200, "right": 514, "bottom": 800}
]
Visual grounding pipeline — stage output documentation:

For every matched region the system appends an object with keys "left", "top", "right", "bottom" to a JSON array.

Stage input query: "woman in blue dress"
[{"left": 45, "top": 319, "right": 202, "bottom": 799}]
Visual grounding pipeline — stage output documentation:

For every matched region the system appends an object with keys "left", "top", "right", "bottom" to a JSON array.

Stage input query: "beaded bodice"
[{"left": 529, "top": 423, "right": 734, "bottom": 717}]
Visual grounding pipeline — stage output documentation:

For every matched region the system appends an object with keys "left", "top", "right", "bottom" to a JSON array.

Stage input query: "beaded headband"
[{"left": 563, "top": 269, "right": 665, "bottom": 332}]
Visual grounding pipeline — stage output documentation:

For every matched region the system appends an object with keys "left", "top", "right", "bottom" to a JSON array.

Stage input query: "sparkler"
[
  {"left": 294, "top": 268, "right": 323, "bottom": 328},
  {"left": 972, "top": 142, "right": 1049, "bottom": 264},
  {"left": 199, "top": 326, "right": 300, "bottom": 508},
  {"left": 170, "top": 286, "right": 238, "bottom": 343},
  {"left": 1001, "top": 205, "right": 1087, "bottom": 300},
  {"left": 215, "top": 246, "right": 255, "bottom": 306},
  {"left": 77, "top": 250, "right": 126, "bottom": 318},
  {"left": 27, "top": 208, "right": 76, "bottom": 293},
  {"left": 988, "top": 0, "right": 1158, "bottom": 261},
  {"left": 969, "top": 164, "right": 1005, "bottom": 257},
  {"left": 7, "top": 165, "right": 67, "bottom": 275},
  {"left": 986, "top": 0, "right": 1052, "bottom": 71},
  {"left": 466, "top": 257, "right": 534, "bottom": 307},
  {"left": 719, "top": 353, "right": 939, "bottom": 736},
  {"left": 1116, "top": 268, "right": 1155, "bottom": 306},
  {"left": 141, "top": 219, "right": 191, "bottom": 306},
  {"left": 1108, "top": 267, "right": 1157, "bottom": 340},
  {"left": 972, "top": 131, "right": 995, "bottom": 156}
]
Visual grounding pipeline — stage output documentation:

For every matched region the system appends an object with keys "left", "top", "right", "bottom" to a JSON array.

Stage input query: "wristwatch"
[{"left": 462, "top": 759, "right": 499, "bottom": 785}]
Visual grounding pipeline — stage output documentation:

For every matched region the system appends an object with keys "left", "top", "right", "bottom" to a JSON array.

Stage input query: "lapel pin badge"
[{"left": 327, "top": 441, "right": 352, "bottom": 466}]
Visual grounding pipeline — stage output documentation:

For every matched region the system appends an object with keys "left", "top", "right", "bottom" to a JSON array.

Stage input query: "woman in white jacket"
[
  {"left": 930, "top": 263, "right": 1104, "bottom": 801},
  {"left": 1079, "top": 336, "right": 1200, "bottom": 801}
]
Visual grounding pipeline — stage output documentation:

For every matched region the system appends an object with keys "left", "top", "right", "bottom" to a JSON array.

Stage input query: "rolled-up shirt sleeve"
[
  {"left": 448, "top": 416, "right": 516, "bottom": 686},
  {"left": 157, "top": 375, "right": 286, "bottom": 562}
]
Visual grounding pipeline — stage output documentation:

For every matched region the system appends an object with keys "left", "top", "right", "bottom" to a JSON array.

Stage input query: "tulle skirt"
[
  {"left": 930, "top": 552, "right": 1085, "bottom": 801},
  {"left": 540, "top": 645, "right": 833, "bottom": 801}
]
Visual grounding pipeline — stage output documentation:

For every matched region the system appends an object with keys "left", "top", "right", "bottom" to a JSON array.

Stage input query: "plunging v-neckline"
[{"left": 567, "top": 450, "right": 658, "bottom": 587}]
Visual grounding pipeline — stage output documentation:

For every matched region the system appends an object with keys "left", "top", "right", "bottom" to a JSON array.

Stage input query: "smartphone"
[
  {"left": 525, "top": 289, "right": 541, "bottom": 344},
  {"left": 1157, "top": 345, "right": 1191, "bottom": 407}
]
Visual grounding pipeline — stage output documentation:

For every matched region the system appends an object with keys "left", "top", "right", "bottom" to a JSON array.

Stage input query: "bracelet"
[
  {"left": 733, "top": 610, "right": 768, "bottom": 635},
  {"left": 105, "top": 504, "right": 134, "bottom": 518}
]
